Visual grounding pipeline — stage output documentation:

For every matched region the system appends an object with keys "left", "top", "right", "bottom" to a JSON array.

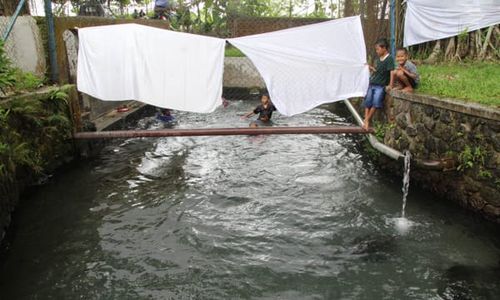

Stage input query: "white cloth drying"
[
  {"left": 229, "top": 16, "right": 369, "bottom": 116},
  {"left": 404, "top": 0, "right": 500, "bottom": 47},
  {"left": 77, "top": 24, "right": 225, "bottom": 113}
]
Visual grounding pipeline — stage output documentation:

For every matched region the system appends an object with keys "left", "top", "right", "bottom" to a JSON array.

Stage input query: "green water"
[{"left": 1, "top": 100, "right": 499, "bottom": 299}]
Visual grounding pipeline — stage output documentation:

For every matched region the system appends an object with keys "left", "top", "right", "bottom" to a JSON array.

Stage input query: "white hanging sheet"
[
  {"left": 404, "top": 0, "right": 500, "bottom": 47},
  {"left": 77, "top": 24, "right": 225, "bottom": 113},
  {"left": 229, "top": 16, "right": 369, "bottom": 116}
]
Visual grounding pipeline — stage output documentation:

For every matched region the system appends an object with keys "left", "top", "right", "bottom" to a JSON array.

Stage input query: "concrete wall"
[
  {"left": 378, "top": 91, "right": 500, "bottom": 222},
  {"left": 224, "top": 57, "right": 265, "bottom": 89},
  {"left": 0, "top": 16, "right": 45, "bottom": 76}
]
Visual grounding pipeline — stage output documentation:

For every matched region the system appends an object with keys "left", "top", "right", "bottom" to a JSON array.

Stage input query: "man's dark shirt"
[{"left": 254, "top": 104, "right": 276, "bottom": 121}]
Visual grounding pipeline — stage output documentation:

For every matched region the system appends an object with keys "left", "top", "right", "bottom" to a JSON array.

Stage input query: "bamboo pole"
[{"left": 74, "top": 126, "right": 373, "bottom": 140}]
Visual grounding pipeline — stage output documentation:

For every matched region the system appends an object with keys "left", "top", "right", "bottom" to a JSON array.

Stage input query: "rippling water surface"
[{"left": 1, "top": 100, "right": 499, "bottom": 299}]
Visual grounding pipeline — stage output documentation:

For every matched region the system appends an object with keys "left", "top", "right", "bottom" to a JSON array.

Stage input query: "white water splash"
[
  {"left": 394, "top": 217, "right": 411, "bottom": 235},
  {"left": 401, "top": 150, "right": 411, "bottom": 218}
]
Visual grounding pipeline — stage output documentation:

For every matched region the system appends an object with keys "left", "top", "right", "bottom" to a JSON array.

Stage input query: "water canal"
[{"left": 1, "top": 100, "right": 499, "bottom": 299}]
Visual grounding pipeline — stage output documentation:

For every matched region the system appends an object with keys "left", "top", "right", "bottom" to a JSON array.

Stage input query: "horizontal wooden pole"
[{"left": 73, "top": 126, "right": 373, "bottom": 139}]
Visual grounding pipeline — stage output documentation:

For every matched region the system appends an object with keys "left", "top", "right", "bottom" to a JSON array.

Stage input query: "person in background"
[
  {"left": 387, "top": 47, "right": 419, "bottom": 93},
  {"left": 157, "top": 108, "right": 175, "bottom": 122},
  {"left": 363, "top": 38, "right": 394, "bottom": 130},
  {"left": 132, "top": 9, "right": 139, "bottom": 19},
  {"left": 139, "top": 9, "right": 146, "bottom": 18},
  {"left": 242, "top": 93, "right": 277, "bottom": 126},
  {"left": 154, "top": 0, "right": 171, "bottom": 19}
]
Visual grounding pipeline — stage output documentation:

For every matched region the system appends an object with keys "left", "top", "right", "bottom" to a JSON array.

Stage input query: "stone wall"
[
  {"left": 379, "top": 91, "right": 500, "bottom": 222},
  {"left": 0, "top": 86, "right": 78, "bottom": 243},
  {"left": 0, "top": 16, "right": 45, "bottom": 76}
]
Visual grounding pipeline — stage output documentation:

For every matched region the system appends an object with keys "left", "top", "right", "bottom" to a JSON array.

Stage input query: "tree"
[{"left": 0, "top": 0, "right": 30, "bottom": 15}]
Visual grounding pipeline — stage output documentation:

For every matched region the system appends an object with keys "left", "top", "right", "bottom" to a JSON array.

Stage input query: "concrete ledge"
[{"left": 391, "top": 90, "right": 500, "bottom": 122}]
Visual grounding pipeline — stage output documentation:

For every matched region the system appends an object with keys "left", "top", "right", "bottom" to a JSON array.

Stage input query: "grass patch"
[
  {"left": 13, "top": 70, "right": 45, "bottom": 92},
  {"left": 417, "top": 62, "right": 500, "bottom": 107},
  {"left": 225, "top": 45, "right": 245, "bottom": 57}
]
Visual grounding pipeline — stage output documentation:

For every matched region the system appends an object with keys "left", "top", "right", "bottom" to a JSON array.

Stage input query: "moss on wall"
[{"left": 0, "top": 85, "right": 78, "bottom": 241}]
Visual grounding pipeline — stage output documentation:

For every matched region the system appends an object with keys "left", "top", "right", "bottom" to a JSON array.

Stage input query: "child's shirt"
[
  {"left": 370, "top": 54, "right": 394, "bottom": 86},
  {"left": 254, "top": 104, "right": 277, "bottom": 121},
  {"left": 403, "top": 60, "right": 420, "bottom": 85}
]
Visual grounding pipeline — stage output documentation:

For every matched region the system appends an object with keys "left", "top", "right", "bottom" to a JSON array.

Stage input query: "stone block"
[
  {"left": 424, "top": 106, "right": 434, "bottom": 116},
  {"left": 425, "top": 137, "right": 436, "bottom": 152},
  {"left": 483, "top": 204, "right": 500, "bottom": 218},
  {"left": 469, "top": 192, "right": 486, "bottom": 211},
  {"left": 480, "top": 186, "right": 500, "bottom": 206},
  {"left": 406, "top": 125, "right": 418, "bottom": 137},
  {"left": 396, "top": 114, "right": 407, "bottom": 129},
  {"left": 423, "top": 116, "right": 436, "bottom": 131},
  {"left": 437, "top": 139, "right": 449, "bottom": 154}
]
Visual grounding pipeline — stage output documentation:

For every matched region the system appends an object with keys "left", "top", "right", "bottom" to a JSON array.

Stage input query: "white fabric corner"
[
  {"left": 229, "top": 16, "right": 369, "bottom": 116},
  {"left": 77, "top": 24, "right": 225, "bottom": 113},
  {"left": 404, "top": 0, "right": 500, "bottom": 47}
]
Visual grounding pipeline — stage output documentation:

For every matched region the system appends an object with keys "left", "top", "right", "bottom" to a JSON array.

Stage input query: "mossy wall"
[
  {"left": 373, "top": 91, "right": 500, "bottom": 222},
  {"left": 0, "top": 85, "right": 78, "bottom": 242}
]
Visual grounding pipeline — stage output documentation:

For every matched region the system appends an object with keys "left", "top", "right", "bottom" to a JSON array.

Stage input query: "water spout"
[{"left": 401, "top": 150, "right": 411, "bottom": 218}]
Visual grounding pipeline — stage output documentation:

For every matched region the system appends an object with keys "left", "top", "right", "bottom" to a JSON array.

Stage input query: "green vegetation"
[
  {"left": 225, "top": 46, "right": 245, "bottom": 57},
  {"left": 0, "top": 40, "right": 45, "bottom": 94},
  {"left": 456, "top": 145, "right": 493, "bottom": 179},
  {"left": 417, "top": 62, "right": 500, "bottom": 107},
  {"left": 13, "top": 70, "right": 45, "bottom": 92},
  {"left": 373, "top": 122, "right": 394, "bottom": 142},
  {"left": 0, "top": 89, "right": 72, "bottom": 180},
  {"left": 0, "top": 41, "right": 71, "bottom": 182}
]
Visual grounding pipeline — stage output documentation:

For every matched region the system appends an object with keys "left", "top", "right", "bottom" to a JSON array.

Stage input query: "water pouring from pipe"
[{"left": 395, "top": 150, "right": 412, "bottom": 235}]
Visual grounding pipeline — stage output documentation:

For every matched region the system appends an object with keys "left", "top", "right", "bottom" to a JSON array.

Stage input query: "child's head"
[
  {"left": 162, "top": 109, "right": 171, "bottom": 116},
  {"left": 395, "top": 47, "right": 408, "bottom": 65},
  {"left": 374, "top": 38, "right": 389, "bottom": 57},
  {"left": 261, "top": 93, "right": 270, "bottom": 105}
]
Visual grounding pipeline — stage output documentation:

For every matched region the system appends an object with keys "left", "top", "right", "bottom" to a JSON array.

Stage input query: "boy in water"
[
  {"left": 387, "top": 47, "right": 419, "bottom": 93},
  {"left": 363, "top": 38, "right": 394, "bottom": 130},
  {"left": 242, "top": 93, "right": 277, "bottom": 125},
  {"left": 157, "top": 108, "right": 175, "bottom": 122}
]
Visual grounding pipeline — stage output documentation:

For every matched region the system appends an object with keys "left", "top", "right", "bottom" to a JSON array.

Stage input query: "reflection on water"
[{"left": 1, "top": 100, "right": 499, "bottom": 299}]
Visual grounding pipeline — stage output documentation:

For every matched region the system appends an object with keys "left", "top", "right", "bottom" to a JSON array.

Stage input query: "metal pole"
[
  {"left": 73, "top": 126, "right": 373, "bottom": 139},
  {"left": 2, "top": 0, "right": 27, "bottom": 41},
  {"left": 390, "top": 0, "right": 396, "bottom": 57},
  {"left": 44, "top": 0, "right": 59, "bottom": 83}
]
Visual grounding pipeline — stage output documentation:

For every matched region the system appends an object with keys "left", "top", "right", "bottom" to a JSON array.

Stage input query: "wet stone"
[
  {"left": 423, "top": 117, "right": 436, "bottom": 131},
  {"left": 437, "top": 139, "right": 449, "bottom": 154},
  {"left": 440, "top": 111, "right": 452, "bottom": 124},
  {"left": 406, "top": 125, "right": 418, "bottom": 137},
  {"left": 398, "top": 136, "right": 410, "bottom": 150},
  {"left": 480, "top": 186, "right": 500, "bottom": 206},
  {"left": 432, "top": 110, "right": 440, "bottom": 120},
  {"left": 396, "top": 114, "right": 408, "bottom": 129},
  {"left": 425, "top": 137, "right": 436, "bottom": 152},
  {"left": 483, "top": 204, "right": 500, "bottom": 217},
  {"left": 423, "top": 105, "right": 433, "bottom": 116}
]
